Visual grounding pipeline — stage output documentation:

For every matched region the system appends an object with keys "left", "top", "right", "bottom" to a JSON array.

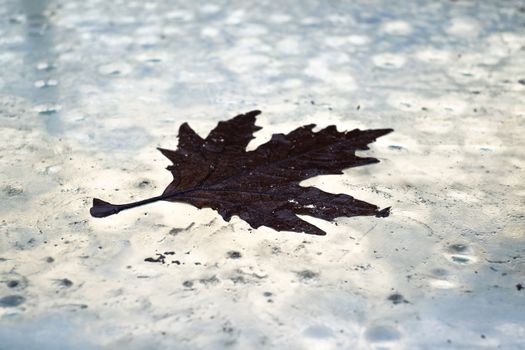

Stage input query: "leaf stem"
[{"left": 90, "top": 194, "right": 171, "bottom": 218}]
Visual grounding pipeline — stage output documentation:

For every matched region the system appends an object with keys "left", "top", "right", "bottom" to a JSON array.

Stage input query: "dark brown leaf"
[{"left": 90, "top": 110, "right": 392, "bottom": 235}]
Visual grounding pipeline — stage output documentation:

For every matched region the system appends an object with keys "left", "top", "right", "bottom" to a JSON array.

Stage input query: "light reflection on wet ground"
[{"left": 1, "top": 0, "right": 524, "bottom": 349}]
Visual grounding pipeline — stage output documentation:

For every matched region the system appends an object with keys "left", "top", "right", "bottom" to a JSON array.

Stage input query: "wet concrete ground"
[{"left": 1, "top": 0, "right": 524, "bottom": 349}]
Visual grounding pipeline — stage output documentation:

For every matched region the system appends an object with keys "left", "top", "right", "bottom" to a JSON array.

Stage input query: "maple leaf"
[{"left": 90, "top": 110, "right": 392, "bottom": 235}]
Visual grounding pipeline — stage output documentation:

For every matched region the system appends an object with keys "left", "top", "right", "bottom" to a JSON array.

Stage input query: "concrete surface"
[{"left": 1, "top": 0, "right": 524, "bottom": 349}]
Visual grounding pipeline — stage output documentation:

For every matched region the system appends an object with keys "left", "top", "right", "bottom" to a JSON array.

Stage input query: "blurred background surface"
[{"left": 0, "top": 0, "right": 524, "bottom": 349}]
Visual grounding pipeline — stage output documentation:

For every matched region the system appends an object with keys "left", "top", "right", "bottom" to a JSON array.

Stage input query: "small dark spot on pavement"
[
  {"left": 296, "top": 270, "right": 318, "bottom": 281},
  {"left": 227, "top": 251, "right": 242, "bottom": 259},
  {"left": 7, "top": 280, "right": 19, "bottom": 288},
  {"left": 183, "top": 280, "right": 193, "bottom": 288},
  {"left": 387, "top": 293, "right": 409, "bottom": 304},
  {"left": 0, "top": 295, "right": 25, "bottom": 307},
  {"left": 59, "top": 278, "right": 73, "bottom": 287}
]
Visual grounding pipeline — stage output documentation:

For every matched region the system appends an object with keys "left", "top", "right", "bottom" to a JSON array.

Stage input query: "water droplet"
[
  {"left": 9, "top": 15, "right": 25, "bottom": 24},
  {"left": 444, "top": 244, "right": 477, "bottom": 265},
  {"left": 445, "top": 253, "right": 478, "bottom": 265},
  {"left": 36, "top": 61, "right": 54, "bottom": 71},
  {"left": 303, "top": 325, "right": 334, "bottom": 338},
  {"left": 431, "top": 268, "right": 449, "bottom": 277},
  {"left": 448, "top": 243, "right": 469, "bottom": 253},
  {"left": 34, "top": 103, "right": 62, "bottom": 115},
  {"left": 365, "top": 325, "right": 401, "bottom": 342},
  {"left": 98, "top": 63, "right": 132, "bottom": 76},
  {"left": 451, "top": 255, "right": 473, "bottom": 264},
  {"left": 34, "top": 79, "right": 58, "bottom": 88},
  {"left": 430, "top": 279, "right": 456, "bottom": 289},
  {"left": 44, "top": 165, "right": 62, "bottom": 174},
  {"left": 0, "top": 295, "right": 25, "bottom": 307},
  {"left": 136, "top": 53, "right": 165, "bottom": 63}
]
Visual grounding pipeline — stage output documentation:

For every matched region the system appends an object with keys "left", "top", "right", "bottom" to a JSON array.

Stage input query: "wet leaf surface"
[{"left": 91, "top": 110, "right": 392, "bottom": 235}]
